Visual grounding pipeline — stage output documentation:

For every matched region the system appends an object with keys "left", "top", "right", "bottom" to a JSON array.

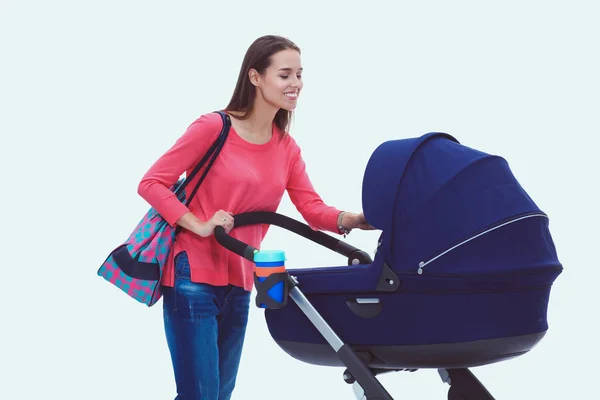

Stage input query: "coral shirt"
[{"left": 137, "top": 111, "right": 343, "bottom": 291}]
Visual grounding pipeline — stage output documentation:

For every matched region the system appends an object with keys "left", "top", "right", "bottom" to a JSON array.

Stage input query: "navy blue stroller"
[{"left": 215, "top": 132, "right": 563, "bottom": 399}]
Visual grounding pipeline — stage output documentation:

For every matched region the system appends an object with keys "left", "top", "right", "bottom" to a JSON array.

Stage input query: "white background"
[{"left": 1, "top": 0, "right": 599, "bottom": 399}]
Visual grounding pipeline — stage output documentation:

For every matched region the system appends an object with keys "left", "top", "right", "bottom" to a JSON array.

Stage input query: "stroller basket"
[{"left": 214, "top": 133, "right": 562, "bottom": 400}]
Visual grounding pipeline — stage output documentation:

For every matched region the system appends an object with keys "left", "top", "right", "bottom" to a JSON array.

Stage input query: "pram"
[{"left": 214, "top": 132, "right": 563, "bottom": 400}]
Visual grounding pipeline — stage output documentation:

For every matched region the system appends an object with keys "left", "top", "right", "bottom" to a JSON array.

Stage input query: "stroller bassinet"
[{"left": 215, "top": 132, "right": 563, "bottom": 400}]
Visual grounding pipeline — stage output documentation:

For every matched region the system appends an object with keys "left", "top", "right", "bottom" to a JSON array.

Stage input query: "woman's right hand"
[{"left": 197, "top": 210, "right": 235, "bottom": 237}]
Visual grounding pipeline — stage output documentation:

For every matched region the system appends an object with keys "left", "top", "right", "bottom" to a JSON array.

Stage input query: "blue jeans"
[{"left": 162, "top": 252, "right": 251, "bottom": 400}]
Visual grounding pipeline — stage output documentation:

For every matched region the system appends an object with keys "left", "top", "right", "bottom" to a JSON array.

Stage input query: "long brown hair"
[{"left": 224, "top": 35, "right": 301, "bottom": 134}]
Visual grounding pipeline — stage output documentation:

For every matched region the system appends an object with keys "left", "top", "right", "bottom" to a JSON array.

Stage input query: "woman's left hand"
[
  {"left": 342, "top": 212, "right": 376, "bottom": 231},
  {"left": 355, "top": 212, "right": 376, "bottom": 230}
]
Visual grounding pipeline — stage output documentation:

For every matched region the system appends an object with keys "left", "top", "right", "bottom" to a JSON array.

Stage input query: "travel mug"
[{"left": 254, "top": 249, "right": 286, "bottom": 308}]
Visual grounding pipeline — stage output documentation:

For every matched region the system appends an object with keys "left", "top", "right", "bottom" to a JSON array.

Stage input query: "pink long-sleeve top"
[{"left": 137, "top": 111, "right": 343, "bottom": 291}]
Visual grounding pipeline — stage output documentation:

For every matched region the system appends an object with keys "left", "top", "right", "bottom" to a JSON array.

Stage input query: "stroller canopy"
[{"left": 362, "top": 132, "right": 561, "bottom": 278}]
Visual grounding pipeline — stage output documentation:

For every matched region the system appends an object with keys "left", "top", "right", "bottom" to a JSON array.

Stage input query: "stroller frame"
[
  {"left": 214, "top": 212, "right": 499, "bottom": 400},
  {"left": 286, "top": 273, "right": 495, "bottom": 400}
]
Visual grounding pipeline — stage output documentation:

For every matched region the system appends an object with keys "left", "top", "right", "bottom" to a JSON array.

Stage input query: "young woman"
[{"left": 138, "top": 34, "right": 374, "bottom": 400}]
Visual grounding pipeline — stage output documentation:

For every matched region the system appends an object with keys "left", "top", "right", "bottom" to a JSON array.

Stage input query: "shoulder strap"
[{"left": 175, "top": 111, "right": 231, "bottom": 206}]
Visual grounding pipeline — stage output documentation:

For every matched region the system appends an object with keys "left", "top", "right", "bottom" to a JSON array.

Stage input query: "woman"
[{"left": 137, "top": 34, "right": 374, "bottom": 400}]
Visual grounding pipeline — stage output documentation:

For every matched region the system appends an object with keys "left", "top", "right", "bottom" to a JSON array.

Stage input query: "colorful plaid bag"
[{"left": 97, "top": 111, "right": 231, "bottom": 306}]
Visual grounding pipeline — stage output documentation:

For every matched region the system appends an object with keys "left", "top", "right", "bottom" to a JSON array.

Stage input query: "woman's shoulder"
[
  {"left": 177, "top": 111, "right": 226, "bottom": 144},
  {"left": 274, "top": 127, "right": 302, "bottom": 156},
  {"left": 187, "top": 111, "right": 225, "bottom": 131}
]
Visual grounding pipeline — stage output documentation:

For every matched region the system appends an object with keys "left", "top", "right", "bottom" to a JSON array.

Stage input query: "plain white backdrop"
[{"left": 1, "top": 0, "right": 599, "bottom": 399}]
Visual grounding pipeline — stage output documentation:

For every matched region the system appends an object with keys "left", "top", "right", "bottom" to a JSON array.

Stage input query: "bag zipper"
[{"left": 417, "top": 213, "right": 548, "bottom": 275}]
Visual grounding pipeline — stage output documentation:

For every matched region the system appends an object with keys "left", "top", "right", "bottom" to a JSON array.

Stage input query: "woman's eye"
[{"left": 279, "top": 75, "right": 302, "bottom": 80}]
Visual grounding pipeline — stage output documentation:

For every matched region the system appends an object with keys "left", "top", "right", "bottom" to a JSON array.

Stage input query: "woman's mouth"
[{"left": 284, "top": 91, "right": 298, "bottom": 100}]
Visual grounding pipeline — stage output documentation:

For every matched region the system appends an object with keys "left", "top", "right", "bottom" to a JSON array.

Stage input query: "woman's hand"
[
  {"left": 340, "top": 211, "right": 376, "bottom": 232},
  {"left": 198, "top": 210, "right": 235, "bottom": 237},
  {"left": 354, "top": 212, "right": 375, "bottom": 230},
  {"left": 176, "top": 210, "right": 235, "bottom": 237}
]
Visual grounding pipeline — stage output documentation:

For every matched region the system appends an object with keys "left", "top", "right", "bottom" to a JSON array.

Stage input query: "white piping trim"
[{"left": 417, "top": 213, "right": 548, "bottom": 275}]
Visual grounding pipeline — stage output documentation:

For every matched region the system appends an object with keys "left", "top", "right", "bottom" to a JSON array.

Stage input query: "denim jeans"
[{"left": 162, "top": 251, "right": 251, "bottom": 400}]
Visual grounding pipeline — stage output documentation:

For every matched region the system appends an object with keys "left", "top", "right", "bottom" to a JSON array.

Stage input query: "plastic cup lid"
[{"left": 254, "top": 249, "right": 286, "bottom": 263}]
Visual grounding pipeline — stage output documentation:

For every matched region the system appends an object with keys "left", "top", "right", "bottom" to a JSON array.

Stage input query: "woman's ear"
[{"left": 248, "top": 68, "right": 260, "bottom": 86}]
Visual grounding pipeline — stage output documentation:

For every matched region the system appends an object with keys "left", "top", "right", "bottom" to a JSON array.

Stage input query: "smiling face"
[{"left": 250, "top": 48, "right": 303, "bottom": 111}]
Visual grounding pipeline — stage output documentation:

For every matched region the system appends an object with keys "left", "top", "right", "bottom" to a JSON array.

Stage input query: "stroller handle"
[{"left": 213, "top": 211, "right": 373, "bottom": 265}]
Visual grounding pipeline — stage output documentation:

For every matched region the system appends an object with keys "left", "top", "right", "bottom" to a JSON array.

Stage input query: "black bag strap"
[{"left": 174, "top": 110, "right": 231, "bottom": 207}]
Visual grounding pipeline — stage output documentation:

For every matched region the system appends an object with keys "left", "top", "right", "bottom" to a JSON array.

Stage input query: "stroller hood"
[{"left": 362, "top": 132, "right": 562, "bottom": 278}]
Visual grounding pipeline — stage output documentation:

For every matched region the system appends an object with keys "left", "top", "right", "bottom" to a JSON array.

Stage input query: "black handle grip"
[
  {"left": 213, "top": 211, "right": 373, "bottom": 265},
  {"left": 213, "top": 226, "right": 257, "bottom": 262}
]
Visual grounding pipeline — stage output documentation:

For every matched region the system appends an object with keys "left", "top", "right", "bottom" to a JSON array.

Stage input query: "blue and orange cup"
[{"left": 254, "top": 250, "right": 287, "bottom": 308}]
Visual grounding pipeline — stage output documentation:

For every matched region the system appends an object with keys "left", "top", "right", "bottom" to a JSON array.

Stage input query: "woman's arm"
[
  {"left": 175, "top": 210, "right": 235, "bottom": 237},
  {"left": 336, "top": 211, "right": 372, "bottom": 234},
  {"left": 286, "top": 147, "right": 371, "bottom": 234},
  {"left": 137, "top": 113, "right": 223, "bottom": 228}
]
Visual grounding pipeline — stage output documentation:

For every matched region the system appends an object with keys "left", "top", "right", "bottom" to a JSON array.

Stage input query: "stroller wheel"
[{"left": 343, "top": 369, "right": 356, "bottom": 384}]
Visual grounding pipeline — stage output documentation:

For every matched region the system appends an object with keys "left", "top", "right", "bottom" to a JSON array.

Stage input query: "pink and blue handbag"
[{"left": 97, "top": 111, "right": 231, "bottom": 306}]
